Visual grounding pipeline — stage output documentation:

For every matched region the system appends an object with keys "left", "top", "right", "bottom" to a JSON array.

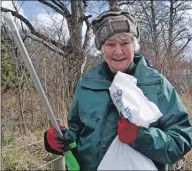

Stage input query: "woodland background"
[{"left": 1, "top": 0, "right": 192, "bottom": 170}]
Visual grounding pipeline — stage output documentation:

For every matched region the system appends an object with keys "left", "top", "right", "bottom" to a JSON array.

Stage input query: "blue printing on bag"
[{"left": 112, "top": 89, "right": 132, "bottom": 122}]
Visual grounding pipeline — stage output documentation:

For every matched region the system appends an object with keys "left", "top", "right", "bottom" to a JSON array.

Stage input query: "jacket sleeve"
[
  {"left": 129, "top": 77, "right": 192, "bottom": 164},
  {"left": 66, "top": 80, "right": 83, "bottom": 141}
]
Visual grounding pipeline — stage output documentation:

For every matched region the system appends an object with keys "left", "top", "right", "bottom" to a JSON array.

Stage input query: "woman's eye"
[
  {"left": 107, "top": 43, "right": 115, "bottom": 47},
  {"left": 122, "top": 42, "right": 130, "bottom": 45}
]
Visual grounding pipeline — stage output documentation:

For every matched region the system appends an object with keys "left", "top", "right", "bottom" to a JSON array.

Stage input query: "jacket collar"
[
  {"left": 81, "top": 55, "right": 162, "bottom": 90},
  {"left": 133, "top": 56, "right": 162, "bottom": 85},
  {"left": 81, "top": 62, "right": 111, "bottom": 90}
]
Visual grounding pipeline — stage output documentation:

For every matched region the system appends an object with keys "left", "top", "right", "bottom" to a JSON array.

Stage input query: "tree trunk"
[
  {"left": 150, "top": 0, "right": 159, "bottom": 65},
  {"left": 168, "top": 0, "right": 174, "bottom": 59},
  {"left": 108, "top": 0, "right": 118, "bottom": 10},
  {"left": 65, "top": 0, "right": 84, "bottom": 110}
]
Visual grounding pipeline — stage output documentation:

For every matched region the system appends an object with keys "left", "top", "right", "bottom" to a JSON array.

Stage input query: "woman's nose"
[{"left": 114, "top": 44, "right": 123, "bottom": 55}]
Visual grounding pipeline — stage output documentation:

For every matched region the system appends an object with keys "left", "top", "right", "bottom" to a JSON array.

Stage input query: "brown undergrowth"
[{"left": 1, "top": 90, "right": 192, "bottom": 170}]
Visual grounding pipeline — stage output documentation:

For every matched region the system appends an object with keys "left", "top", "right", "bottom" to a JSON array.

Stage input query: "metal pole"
[{"left": 3, "top": 12, "right": 62, "bottom": 136}]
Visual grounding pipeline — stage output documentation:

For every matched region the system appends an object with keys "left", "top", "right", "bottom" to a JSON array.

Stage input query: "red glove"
[
  {"left": 118, "top": 116, "right": 138, "bottom": 144},
  {"left": 44, "top": 124, "right": 73, "bottom": 155}
]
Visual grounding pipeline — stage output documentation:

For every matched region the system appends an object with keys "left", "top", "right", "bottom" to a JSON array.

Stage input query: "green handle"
[
  {"left": 64, "top": 142, "right": 80, "bottom": 171},
  {"left": 69, "top": 141, "right": 77, "bottom": 149}
]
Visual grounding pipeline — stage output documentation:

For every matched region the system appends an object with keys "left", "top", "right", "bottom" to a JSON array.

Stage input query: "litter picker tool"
[{"left": 3, "top": 12, "right": 80, "bottom": 171}]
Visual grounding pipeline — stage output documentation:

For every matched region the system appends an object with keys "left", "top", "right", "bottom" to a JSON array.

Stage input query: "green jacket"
[{"left": 67, "top": 55, "right": 192, "bottom": 171}]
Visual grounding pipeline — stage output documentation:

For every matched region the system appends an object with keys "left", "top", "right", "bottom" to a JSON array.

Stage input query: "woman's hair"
[{"left": 101, "top": 32, "right": 140, "bottom": 53}]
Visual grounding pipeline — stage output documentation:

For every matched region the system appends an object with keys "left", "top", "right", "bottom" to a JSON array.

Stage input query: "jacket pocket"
[
  {"left": 77, "top": 112, "right": 102, "bottom": 167},
  {"left": 138, "top": 84, "right": 161, "bottom": 106},
  {"left": 138, "top": 85, "right": 161, "bottom": 128},
  {"left": 80, "top": 111, "right": 101, "bottom": 136}
]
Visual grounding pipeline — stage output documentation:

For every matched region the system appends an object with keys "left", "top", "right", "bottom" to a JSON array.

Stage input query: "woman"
[{"left": 44, "top": 10, "right": 192, "bottom": 171}]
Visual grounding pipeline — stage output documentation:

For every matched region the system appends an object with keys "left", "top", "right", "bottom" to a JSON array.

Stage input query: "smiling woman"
[
  {"left": 102, "top": 32, "right": 140, "bottom": 73},
  {"left": 103, "top": 34, "right": 134, "bottom": 73},
  {"left": 44, "top": 9, "right": 192, "bottom": 171}
]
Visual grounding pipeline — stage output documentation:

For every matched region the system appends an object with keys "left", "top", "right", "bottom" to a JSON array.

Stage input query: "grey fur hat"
[{"left": 91, "top": 10, "right": 140, "bottom": 50}]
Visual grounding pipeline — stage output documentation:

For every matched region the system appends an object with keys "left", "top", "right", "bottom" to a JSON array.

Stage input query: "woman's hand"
[
  {"left": 44, "top": 124, "right": 74, "bottom": 155},
  {"left": 118, "top": 116, "right": 138, "bottom": 144}
]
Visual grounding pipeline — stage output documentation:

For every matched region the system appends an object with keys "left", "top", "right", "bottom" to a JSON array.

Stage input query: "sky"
[
  {"left": 1, "top": 1, "right": 109, "bottom": 55},
  {"left": 1, "top": 1, "right": 108, "bottom": 38},
  {"left": 2, "top": 1, "right": 192, "bottom": 59}
]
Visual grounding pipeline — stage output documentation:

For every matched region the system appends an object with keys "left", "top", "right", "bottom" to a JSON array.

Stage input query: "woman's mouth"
[{"left": 112, "top": 58, "right": 126, "bottom": 61}]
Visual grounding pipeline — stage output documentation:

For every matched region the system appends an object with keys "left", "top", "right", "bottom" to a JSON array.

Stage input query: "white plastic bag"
[
  {"left": 98, "top": 71, "right": 163, "bottom": 170},
  {"left": 97, "top": 136, "right": 157, "bottom": 170},
  {"left": 109, "top": 71, "right": 162, "bottom": 128}
]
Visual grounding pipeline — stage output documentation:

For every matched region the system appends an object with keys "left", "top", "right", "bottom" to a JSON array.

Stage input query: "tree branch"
[
  {"left": 79, "top": 14, "right": 92, "bottom": 23},
  {"left": 83, "top": 18, "right": 91, "bottom": 50},
  {"left": 26, "top": 34, "right": 66, "bottom": 57},
  {"left": 37, "top": 0, "right": 71, "bottom": 18},
  {"left": 1, "top": 7, "right": 35, "bottom": 32},
  {"left": 12, "top": 0, "right": 26, "bottom": 34},
  {"left": 1, "top": 7, "right": 66, "bottom": 49},
  {"left": 37, "top": 0, "right": 62, "bottom": 15},
  {"left": 117, "top": 0, "right": 137, "bottom": 6},
  {"left": 172, "top": 28, "right": 187, "bottom": 44},
  {"left": 174, "top": 36, "right": 192, "bottom": 58},
  {"left": 139, "top": 2, "right": 153, "bottom": 38},
  {"left": 51, "top": 0, "right": 71, "bottom": 17}
]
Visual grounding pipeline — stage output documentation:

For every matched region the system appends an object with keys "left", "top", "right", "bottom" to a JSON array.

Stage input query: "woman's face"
[{"left": 103, "top": 34, "right": 134, "bottom": 73}]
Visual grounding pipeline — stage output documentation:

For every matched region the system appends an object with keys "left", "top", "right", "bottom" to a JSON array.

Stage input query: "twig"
[
  {"left": 2, "top": 140, "right": 43, "bottom": 152},
  {"left": 33, "top": 156, "right": 63, "bottom": 170}
]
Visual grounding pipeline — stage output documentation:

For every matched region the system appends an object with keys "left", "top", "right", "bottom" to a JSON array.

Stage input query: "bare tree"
[
  {"left": 120, "top": 0, "right": 192, "bottom": 92},
  {"left": 1, "top": 0, "right": 93, "bottom": 110}
]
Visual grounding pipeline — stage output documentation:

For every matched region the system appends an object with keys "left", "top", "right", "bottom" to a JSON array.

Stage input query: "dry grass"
[
  {"left": 1, "top": 92, "right": 192, "bottom": 170},
  {"left": 179, "top": 95, "right": 192, "bottom": 170},
  {"left": 181, "top": 95, "right": 192, "bottom": 119},
  {"left": 1, "top": 89, "right": 65, "bottom": 170},
  {"left": 2, "top": 131, "right": 52, "bottom": 170}
]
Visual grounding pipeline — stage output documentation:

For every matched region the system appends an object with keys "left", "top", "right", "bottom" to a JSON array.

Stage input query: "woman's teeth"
[{"left": 113, "top": 58, "right": 125, "bottom": 61}]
